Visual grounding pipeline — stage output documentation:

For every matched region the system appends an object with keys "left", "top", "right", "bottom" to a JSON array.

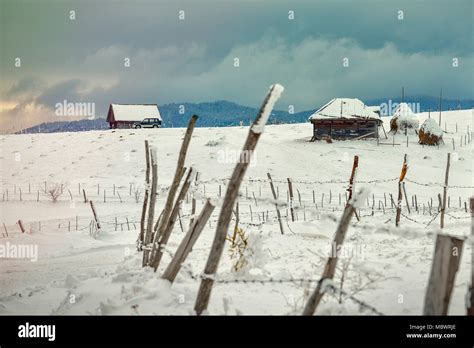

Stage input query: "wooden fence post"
[
  {"left": 232, "top": 202, "right": 240, "bottom": 243},
  {"left": 150, "top": 167, "right": 194, "bottom": 271},
  {"left": 440, "top": 153, "right": 451, "bottom": 229},
  {"left": 395, "top": 154, "right": 408, "bottom": 227},
  {"left": 142, "top": 147, "right": 158, "bottom": 266},
  {"left": 162, "top": 199, "right": 216, "bottom": 283},
  {"left": 302, "top": 188, "right": 366, "bottom": 316},
  {"left": 150, "top": 115, "right": 198, "bottom": 267},
  {"left": 267, "top": 173, "right": 284, "bottom": 235},
  {"left": 467, "top": 198, "right": 474, "bottom": 315},
  {"left": 287, "top": 178, "right": 295, "bottom": 222},
  {"left": 89, "top": 201, "right": 101, "bottom": 231},
  {"left": 402, "top": 182, "right": 410, "bottom": 214},
  {"left": 346, "top": 155, "right": 360, "bottom": 221},
  {"left": 194, "top": 84, "right": 284, "bottom": 315},
  {"left": 18, "top": 220, "right": 25, "bottom": 233},
  {"left": 139, "top": 140, "right": 151, "bottom": 249},
  {"left": 423, "top": 234, "right": 464, "bottom": 315}
]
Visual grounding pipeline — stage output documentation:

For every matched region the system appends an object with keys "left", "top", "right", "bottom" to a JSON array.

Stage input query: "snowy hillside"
[{"left": 0, "top": 109, "right": 472, "bottom": 315}]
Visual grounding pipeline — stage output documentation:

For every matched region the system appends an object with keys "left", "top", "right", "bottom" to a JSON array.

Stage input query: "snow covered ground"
[{"left": 0, "top": 109, "right": 472, "bottom": 315}]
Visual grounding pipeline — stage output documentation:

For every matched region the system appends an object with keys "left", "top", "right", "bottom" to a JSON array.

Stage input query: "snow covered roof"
[
  {"left": 308, "top": 98, "right": 381, "bottom": 121},
  {"left": 367, "top": 106, "right": 380, "bottom": 113},
  {"left": 108, "top": 104, "right": 162, "bottom": 122}
]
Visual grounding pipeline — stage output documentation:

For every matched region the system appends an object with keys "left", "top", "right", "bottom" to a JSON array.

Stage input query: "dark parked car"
[{"left": 133, "top": 118, "right": 162, "bottom": 128}]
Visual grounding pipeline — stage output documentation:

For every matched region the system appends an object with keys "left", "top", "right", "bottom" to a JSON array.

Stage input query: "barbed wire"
[
  {"left": 181, "top": 268, "right": 384, "bottom": 315},
  {"left": 405, "top": 178, "right": 474, "bottom": 189}
]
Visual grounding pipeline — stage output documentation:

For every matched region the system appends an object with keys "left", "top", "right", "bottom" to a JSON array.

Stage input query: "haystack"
[
  {"left": 389, "top": 103, "right": 419, "bottom": 134},
  {"left": 418, "top": 118, "right": 443, "bottom": 145}
]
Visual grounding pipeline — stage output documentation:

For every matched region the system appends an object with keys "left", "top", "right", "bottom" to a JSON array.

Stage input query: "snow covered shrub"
[{"left": 419, "top": 118, "right": 443, "bottom": 145}]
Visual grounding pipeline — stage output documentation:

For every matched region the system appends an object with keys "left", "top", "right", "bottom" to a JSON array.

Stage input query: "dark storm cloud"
[{"left": 1, "top": 0, "right": 472, "bottom": 131}]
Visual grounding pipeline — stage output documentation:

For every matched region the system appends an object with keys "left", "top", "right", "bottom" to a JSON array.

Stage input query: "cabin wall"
[
  {"left": 109, "top": 121, "right": 134, "bottom": 129},
  {"left": 312, "top": 120, "right": 379, "bottom": 139}
]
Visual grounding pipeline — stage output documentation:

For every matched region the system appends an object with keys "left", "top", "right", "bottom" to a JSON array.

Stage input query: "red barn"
[{"left": 106, "top": 104, "right": 162, "bottom": 129}]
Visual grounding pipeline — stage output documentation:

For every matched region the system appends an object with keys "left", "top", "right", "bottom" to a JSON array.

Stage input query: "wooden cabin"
[
  {"left": 308, "top": 98, "right": 382, "bottom": 140},
  {"left": 106, "top": 104, "right": 162, "bottom": 129}
]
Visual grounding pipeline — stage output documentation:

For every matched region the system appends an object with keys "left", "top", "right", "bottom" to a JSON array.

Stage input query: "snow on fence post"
[
  {"left": 194, "top": 84, "right": 284, "bottom": 316},
  {"left": 302, "top": 187, "right": 368, "bottom": 316},
  {"left": 267, "top": 173, "right": 284, "bottom": 235},
  {"left": 423, "top": 234, "right": 464, "bottom": 315},
  {"left": 150, "top": 167, "right": 194, "bottom": 271},
  {"left": 287, "top": 178, "right": 295, "bottom": 222},
  {"left": 440, "top": 153, "right": 451, "bottom": 229},
  {"left": 142, "top": 146, "right": 158, "bottom": 266},
  {"left": 162, "top": 199, "right": 216, "bottom": 283},
  {"left": 149, "top": 115, "right": 198, "bottom": 268},
  {"left": 139, "top": 140, "right": 151, "bottom": 249},
  {"left": 468, "top": 197, "right": 474, "bottom": 315},
  {"left": 89, "top": 200, "right": 101, "bottom": 231},
  {"left": 395, "top": 154, "right": 408, "bottom": 227}
]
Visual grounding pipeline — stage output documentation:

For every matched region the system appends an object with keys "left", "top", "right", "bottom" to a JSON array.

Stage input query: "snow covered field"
[{"left": 0, "top": 109, "right": 472, "bottom": 315}]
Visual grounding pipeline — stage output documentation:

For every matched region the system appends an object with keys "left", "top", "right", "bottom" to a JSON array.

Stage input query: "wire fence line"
[
  {"left": 2, "top": 200, "right": 470, "bottom": 240},
  {"left": 161, "top": 248, "right": 385, "bottom": 316},
  {"left": 1, "top": 172, "right": 472, "bottom": 198}
]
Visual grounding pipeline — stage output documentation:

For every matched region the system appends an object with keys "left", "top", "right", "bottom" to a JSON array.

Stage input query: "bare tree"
[{"left": 46, "top": 183, "right": 64, "bottom": 203}]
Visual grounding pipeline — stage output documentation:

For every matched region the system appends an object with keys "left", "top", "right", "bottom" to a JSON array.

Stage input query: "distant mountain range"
[{"left": 19, "top": 96, "right": 473, "bottom": 134}]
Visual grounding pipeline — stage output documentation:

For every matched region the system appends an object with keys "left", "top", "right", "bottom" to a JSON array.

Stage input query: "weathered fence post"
[
  {"left": 423, "top": 234, "right": 464, "bottom": 315},
  {"left": 89, "top": 200, "right": 101, "bottom": 231},
  {"left": 440, "top": 153, "right": 451, "bottom": 229},
  {"left": 194, "top": 84, "right": 284, "bottom": 315},
  {"left": 267, "top": 173, "right": 284, "bottom": 235},
  {"left": 18, "top": 220, "right": 25, "bottom": 233},
  {"left": 139, "top": 140, "right": 151, "bottom": 249},
  {"left": 150, "top": 167, "right": 194, "bottom": 271},
  {"left": 402, "top": 182, "right": 410, "bottom": 214},
  {"left": 162, "top": 199, "right": 216, "bottom": 283},
  {"left": 150, "top": 115, "right": 198, "bottom": 267},
  {"left": 395, "top": 154, "right": 408, "bottom": 227},
  {"left": 142, "top": 147, "right": 158, "bottom": 266},
  {"left": 467, "top": 197, "right": 474, "bottom": 315},
  {"left": 346, "top": 155, "right": 360, "bottom": 221},
  {"left": 287, "top": 178, "right": 295, "bottom": 222},
  {"left": 302, "top": 188, "right": 366, "bottom": 316}
]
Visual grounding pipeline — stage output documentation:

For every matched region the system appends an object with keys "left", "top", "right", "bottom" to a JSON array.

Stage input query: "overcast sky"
[{"left": 1, "top": 0, "right": 473, "bottom": 132}]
